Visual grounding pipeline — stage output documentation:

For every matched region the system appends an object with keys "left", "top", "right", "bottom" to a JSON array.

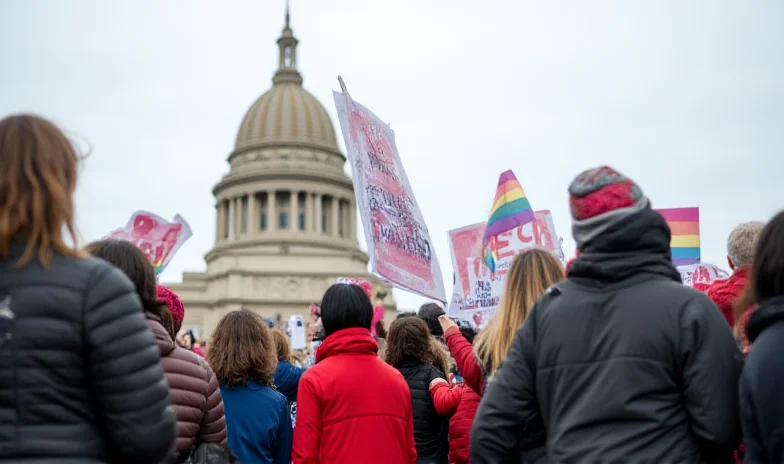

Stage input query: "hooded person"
[{"left": 470, "top": 166, "right": 743, "bottom": 463}]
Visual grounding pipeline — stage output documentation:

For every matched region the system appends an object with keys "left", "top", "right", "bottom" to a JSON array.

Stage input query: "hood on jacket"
[
  {"left": 316, "top": 327, "right": 378, "bottom": 363},
  {"left": 567, "top": 208, "right": 681, "bottom": 284},
  {"left": 145, "top": 313, "right": 176, "bottom": 357},
  {"left": 745, "top": 296, "right": 784, "bottom": 345}
]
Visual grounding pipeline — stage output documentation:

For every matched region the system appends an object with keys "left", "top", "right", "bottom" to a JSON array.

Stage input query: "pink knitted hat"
[
  {"left": 334, "top": 277, "right": 373, "bottom": 299},
  {"left": 157, "top": 285, "right": 185, "bottom": 334}
]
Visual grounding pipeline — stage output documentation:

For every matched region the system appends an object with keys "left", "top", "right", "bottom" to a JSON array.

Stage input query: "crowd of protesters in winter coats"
[{"left": 3, "top": 113, "right": 784, "bottom": 464}]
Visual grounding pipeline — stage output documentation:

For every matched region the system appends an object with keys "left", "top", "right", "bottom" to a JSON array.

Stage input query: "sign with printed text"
[
  {"left": 447, "top": 210, "right": 564, "bottom": 323},
  {"left": 334, "top": 86, "right": 446, "bottom": 302}
]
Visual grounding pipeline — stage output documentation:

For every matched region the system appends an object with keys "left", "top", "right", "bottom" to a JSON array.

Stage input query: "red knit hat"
[
  {"left": 157, "top": 285, "right": 185, "bottom": 334},
  {"left": 568, "top": 166, "right": 649, "bottom": 249},
  {"left": 569, "top": 166, "right": 644, "bottom": 220}
]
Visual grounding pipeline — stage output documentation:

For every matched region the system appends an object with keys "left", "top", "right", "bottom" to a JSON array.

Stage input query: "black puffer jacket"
[
  {"left": 739, "top": 296, "right": 784, "bottom": 463},
  {"left": 396, "top": 362, "right": 449, "bottom": 464},
  {"left": 0, "top": 244, "right": 177, "bottom": 464},
  {"left": 471, "top": 208, "right": 743, "bottom": 463}
]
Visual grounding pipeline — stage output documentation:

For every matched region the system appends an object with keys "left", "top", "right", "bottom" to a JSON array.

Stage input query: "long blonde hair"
[{"left": 474, "top": 248, "right": 564, "bottom": 375}]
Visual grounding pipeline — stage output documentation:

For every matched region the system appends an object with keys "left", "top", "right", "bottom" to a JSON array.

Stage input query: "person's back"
[
  {"left": 293, "top": 283, "right": 416, "bottom": 464},
  {"left": 0, "top": 114, "right": 176, "bottom": 463},
  {"left": 471, "top": 166, "right": 743, "bottom": 464},
  {"left": 296, "top": 328, "right": 415, "bottom": 463}
]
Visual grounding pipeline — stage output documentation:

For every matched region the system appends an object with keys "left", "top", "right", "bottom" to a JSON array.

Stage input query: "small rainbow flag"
[
  {"left": 656, "top": 207, "right": 700, "bottom": 265},
  {"left": 482, "top": 170, "right": 535, "bottom": 272}
]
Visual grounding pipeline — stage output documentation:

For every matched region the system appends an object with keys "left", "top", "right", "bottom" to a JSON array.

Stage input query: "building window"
[
  {"left": 277, "top": 192, "right": 290, "bottom": 230},
  {"left": 338, "top": 201, "right": 345, "bottom": 237},
  {"left": 240, "top": 196, "right": 248, "bottom": 234},
  {"left": 280, "top": 212, "right": 289, "bottom": 229},
  {"left": 321, "top": 197, "right": 328, "bottom": 234},
  {"left": 284, "top": 45, "right": 292, "bottom": 68},
  {"left": 298, "top": 193, "right": 305, "bottom": 231},
  {"left": 260, "top": 194, "right": 268, "bottom": 231},
  {"left": 222, "top": 200, "right": 229, "bottom": 238}
]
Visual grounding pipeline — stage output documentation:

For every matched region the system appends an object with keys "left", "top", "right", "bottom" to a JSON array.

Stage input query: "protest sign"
[
  {"left": 333, "top": 78, "right": 446, "bottom": 302},
  {"left": 447, "top": 210, "right": 564, "bottom": 322},
  {"left": 106, "top": 211, "right": 192, "bottom": 276},
  {"left": 677, "top": 263, "right": 729, "bottom": 289}
]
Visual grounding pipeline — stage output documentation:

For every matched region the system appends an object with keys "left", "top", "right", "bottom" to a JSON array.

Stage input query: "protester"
[
  {"left": 208, "top": 309, "right": 292, "bottom": 464},
  {"left": 735, "top": 210, "right": 784, "bottom": 463},
  {"left": 0, "top": 114, "right": 176, "bottom": 463},
  {"left": 181, "top": 329, "right": 206, "bottom": 358},
  {"left": 704, "top": 221, "right": 765, "bottom": 328},
  {"left": 418, "top": 302, "right": 446, "bottom": 338},
  {"left": 271, "top": 329, "right": 305, "bottom": 406},
  {"left": 293, "top": 283, "right": 417, "bottom": 464},
  {"left": 386, "top": 317, "right": 450, "bottom": 464},
  {"left": 471, "top": 166, "right": 743, "bottom": 463},
  {"left": 86, "top": 240, "right": 228, "bottom": 456},
  {"left": 429, "top": 327, "right": 481, "bottom": 464}
]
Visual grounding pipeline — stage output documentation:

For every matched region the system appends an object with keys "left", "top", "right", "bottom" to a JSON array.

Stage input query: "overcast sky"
[{"left": 2, "top": 0, "right": 782, "bottom": 311}]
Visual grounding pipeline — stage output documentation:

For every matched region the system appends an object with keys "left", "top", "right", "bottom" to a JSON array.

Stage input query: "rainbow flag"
[
  {"left": 656, "top": 207, "right": 700, "bottom": 265},
  {"left": 482, "top": 170, "right": 535, "bottom": 272}
]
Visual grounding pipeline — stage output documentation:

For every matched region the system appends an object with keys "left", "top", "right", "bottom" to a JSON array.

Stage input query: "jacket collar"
[
  {"left": 316, "top": 327, "right": 378, "bottom": 363},
  {"left": 145, "top": 313, "right": 176, "bottom": 357}
]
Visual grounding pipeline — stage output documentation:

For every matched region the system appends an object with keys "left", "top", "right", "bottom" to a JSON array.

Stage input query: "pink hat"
[
  {"left": 371, "top": 305, "right": 385, "bottom": 336},
  {"left": 157, "top": 285, "right": 185, "bottom": 333},
  {"left": 334, "top": 277, "right": 373, "bottom": 300}
]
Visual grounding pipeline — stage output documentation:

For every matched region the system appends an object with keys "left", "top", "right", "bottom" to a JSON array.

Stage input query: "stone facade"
[{"left": 167, "top": 12, "right": 396, "bottom": 339}]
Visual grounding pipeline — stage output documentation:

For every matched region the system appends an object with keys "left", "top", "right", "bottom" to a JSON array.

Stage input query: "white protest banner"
[
  {"left": 333, "top": 78, "right": 446, "bottom": 302},
  {"left": 677, "top": 263, "right": 729, "bottom": 289},
  {"left": 106, "top": 211, "right": 192, "bottom": 276},
  {"left": 447, "top": 210, "right": 564, "bottom": 323}
]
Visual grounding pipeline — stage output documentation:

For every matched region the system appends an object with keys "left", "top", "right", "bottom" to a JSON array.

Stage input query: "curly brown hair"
[
  {"left": 271, "top": 329, "right": 291, "bottom": 362},
  {"left": 207, "top": 309, "right": 277, "bottom": 389},
  {"left": 385, "top": 317, "right": 434, "bottom": 368}
]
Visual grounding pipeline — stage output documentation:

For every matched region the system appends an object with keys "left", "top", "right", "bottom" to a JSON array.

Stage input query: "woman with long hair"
[
  {"left": 86, "top": 240, "right": 227, "bottom": 457},
  {"left": 293, "top": 283, "right": 417, "bottom": 464},
  {"left": 736, "top": 211, "right": 784, "bottom": 463},
  {"left": 439, "top": 248, "right": 564, "bottom": 394},
  {"left": 208, "top": 309, "right": 292, "bottom": 464},
  {"left": 386, "top": 317, "right": 450, "bottom": 464},
  {"left": 0, "top": 114, "right": 176, "bottom": 463}
]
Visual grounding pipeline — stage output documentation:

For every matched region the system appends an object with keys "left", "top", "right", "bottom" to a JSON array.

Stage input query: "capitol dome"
[{"left": 235, "top": 83, "right": 339, "bottom": 154}]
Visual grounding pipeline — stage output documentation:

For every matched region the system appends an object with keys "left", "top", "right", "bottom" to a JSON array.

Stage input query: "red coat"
[
  {"left": 444, "top": 326, "right": 484, "bottom": 395},
  {"left": 292, "top": 328, "right": 417, "bottom": 464},
  {"left": 430, "top": 382, "right": 480, "bottom": 464},
  {"left": 705, "top": 267, "right": 749, "bottom": 328}
]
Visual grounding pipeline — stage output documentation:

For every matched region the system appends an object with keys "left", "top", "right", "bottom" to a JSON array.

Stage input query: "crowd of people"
[{"left": 2, "top": 113, "right": 783, "bottom": 464}]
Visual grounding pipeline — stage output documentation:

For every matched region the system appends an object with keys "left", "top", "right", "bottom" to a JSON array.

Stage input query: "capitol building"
[{"left": 168, "top": 11, "right": 397, "bottom": 338}]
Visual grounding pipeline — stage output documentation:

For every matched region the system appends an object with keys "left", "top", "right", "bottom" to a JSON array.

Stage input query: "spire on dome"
[{"left": 273, "top": 0, "right": 302, "bottom": 85}]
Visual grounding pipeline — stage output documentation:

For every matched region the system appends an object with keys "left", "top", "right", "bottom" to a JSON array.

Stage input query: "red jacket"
[
  {"left": 705, "top": 267, "right": 749, "bottom": 328},
  {"left": 430, "top": 382, "right": 480, "bottom": 464},
  {"left": 444, "top": 326, "right": 485, "bottom": 395},
  {"left": 292, "top": 328, "right": 417, "bottom": 464}
]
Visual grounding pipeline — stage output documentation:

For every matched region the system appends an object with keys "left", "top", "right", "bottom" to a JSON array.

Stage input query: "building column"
[
  {"left": 290, "top": 191, "right": 298, "bottom": 232},
  {"left": 305, "top": 192, "right": 313, "bottom": 232},
  {"left": 235, "top": 197, "right": 243, "bottom": 237},
  {"left": 246, "top": 192, "right": 256, "bottom": 235},
  {"left": 267, "top": 190, "right": 277, "bottom": 232},
  {"left": 331, "top": 196, "right": 340, "bottom": 237},
  {"left": 215, "top": 202, "right": 223, "bottom": 242},
  {"left": 315, "top": 194, "right": 323, "bottom": 233},
  {"left": 227, "top": 197, "right": 236, "bottom": 240},
  {"left": 349, "top": 199, "right": 356, "bottom": 240}
]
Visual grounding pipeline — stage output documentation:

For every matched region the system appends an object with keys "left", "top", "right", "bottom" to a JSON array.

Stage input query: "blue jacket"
[
  {"left": 274, "top": 360, "right": 304, "bottom": 405},
  {"left": 220, "top": 380, "right": 292, "bottom": 464}
]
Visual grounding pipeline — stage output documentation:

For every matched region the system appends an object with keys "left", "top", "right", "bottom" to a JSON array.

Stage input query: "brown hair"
[
  {"left": 386, "top": 317, "right": 447, "bottom": 373},
  {"left": 271, "top": 329, "right": 291, "bottom": 362},
  {"left": 85, "top": 239, "right": 175, "bottom": 340},
  {"left": 474, "top": 248, "right": 564, "bottom": 374},
  {"left": 207, "top": 309, "right": 277, "bottom": 389},
  {"left": 0, "top": 114, "right": 84, "bottom": 267}
]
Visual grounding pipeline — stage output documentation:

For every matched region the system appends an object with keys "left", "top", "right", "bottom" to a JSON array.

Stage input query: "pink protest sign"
[
  {"left": 334, "top": 83, "right": 446, "bottom": 302},
  {"left": 106, "top": 211, "right": 192, "bottom": 276},
  {"left": 447, "top": 210, "right": 564, "bottom": 321}
]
